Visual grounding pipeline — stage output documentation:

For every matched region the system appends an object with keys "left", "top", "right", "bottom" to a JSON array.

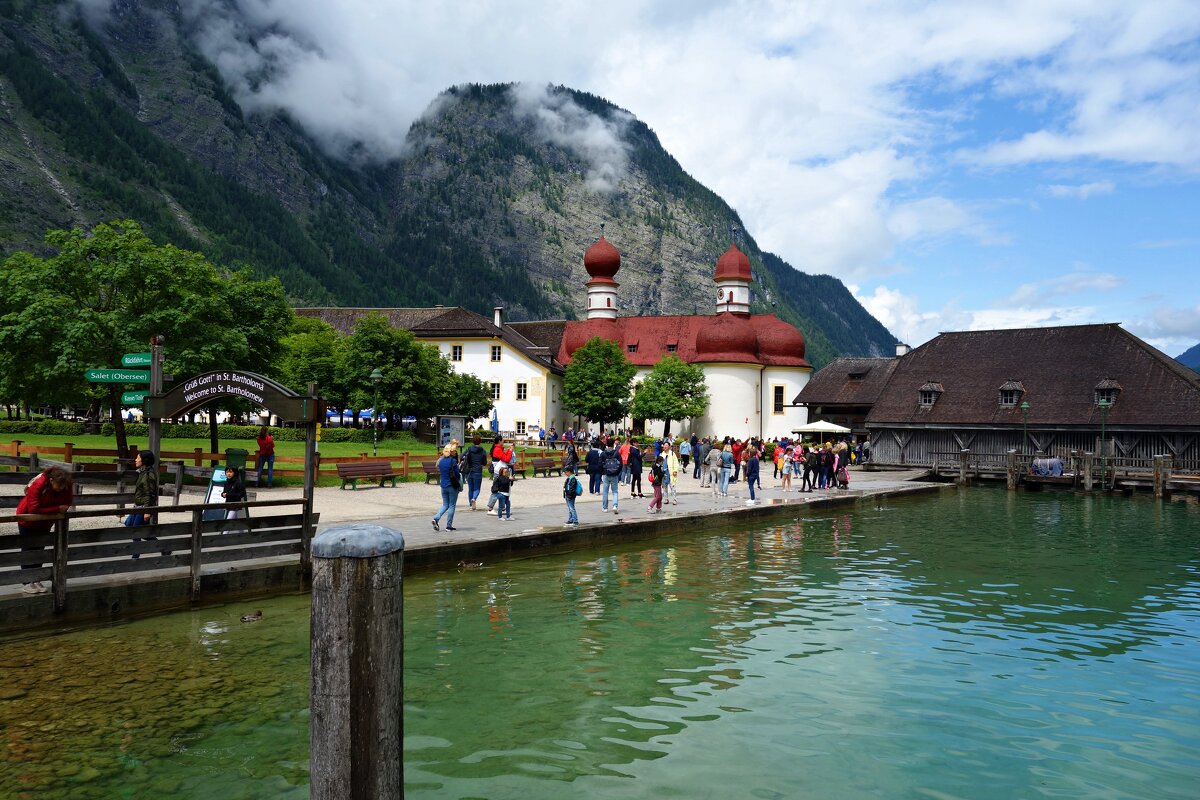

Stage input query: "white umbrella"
[{"left": 791, "top": 420, "right": 851, "bottom": 434}]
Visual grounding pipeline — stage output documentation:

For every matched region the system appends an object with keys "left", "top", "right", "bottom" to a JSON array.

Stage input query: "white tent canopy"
[{"left": 791, "top": 420, "right": 851, "bottom": 434}]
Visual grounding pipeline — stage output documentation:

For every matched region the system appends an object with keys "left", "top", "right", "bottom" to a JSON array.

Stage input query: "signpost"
[
  {"left": 85, "top": 369, "right": 150, "bottom": 383},
  {"left": 121, "top": 352, "right": 153, "bottom": 367},
  {"left": 121, "top": 391, "right": 149, "bottom": 405}
]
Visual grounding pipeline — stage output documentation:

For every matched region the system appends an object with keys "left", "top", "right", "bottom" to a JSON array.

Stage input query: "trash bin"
[{"left": 225, "top": 448, "right": 249, "bottom": 470}]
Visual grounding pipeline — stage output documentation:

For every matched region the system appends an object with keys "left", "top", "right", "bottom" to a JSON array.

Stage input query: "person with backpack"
[
  {"left": 647, "top": 455, "right": 665, "bottom": 513},
  {"left": 628, "top": 443, "right": 645, "bottom": 498},
  {"left": 563, "top": 465, "right": 581, "bottom": 525},
  {"left": 584, "top": 439, "right": 602, "bottom": 494},
  {"left": 663, "top": 442, "right": 680, "bottom": 505},
  {"left": 599, "top": 438, "right": 622, "bottom": 514},
  {"left": 460, "top": 434, "right": 488, "bottom": 511},
  {"left": 719, "top": 443, "right": 734, "bottom": 496},
  {"left": 618, "top": 437, "right": 633, "bottom": 485}
]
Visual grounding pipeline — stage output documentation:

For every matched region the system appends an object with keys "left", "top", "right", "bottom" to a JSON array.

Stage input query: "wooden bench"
[
  {"left": 336, "top": 461, "right": 400, "bottom": 490},
  {"left": 530, "top": 457, "right": 562, "bottom": 478},
  {"left": 421, "top": 461, "right": 441, "bottom": 484}
]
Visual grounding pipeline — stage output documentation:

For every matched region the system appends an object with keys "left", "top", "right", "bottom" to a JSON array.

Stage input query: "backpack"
[{"left": 602, "top": 451, "right": 622, "bottom": 476}]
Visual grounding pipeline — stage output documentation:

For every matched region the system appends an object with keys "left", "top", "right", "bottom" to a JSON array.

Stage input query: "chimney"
[
  {"left": 896, "top": 343, "right": 911, "bottom": 357},
  {"left": 494, "top": 307, "right": 503, "bottom": 328}
]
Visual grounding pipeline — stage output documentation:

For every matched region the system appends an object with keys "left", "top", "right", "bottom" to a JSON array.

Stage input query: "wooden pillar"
[
  {"left": 310, "top": 524, "right": 405, "bottom": 800},
  {"left": 1006, "top": 451, "right": 1019, "bottom": 491},
  {"left": 957, "top": 449, "right": 970, "bottom": 485},
  {"left": 52, "top": 515, "right": 68, "bottom": 613},
  {"left": 1082, "top": 452, "right": 1094, "bottom": 491},
  {"left": 63, "top": 443, "right": 74, "bottom": 463},
  {"left": 9, "top": 440, "right": 20, "bottom": 458},
  {"left": 301, "top": 383, "right": 319, "bottom": 577},
  {"left": 1153, "top": 455, "right": 1171, "bottom": 499},
  {"left": 29, "top": 451, "right": 39, "bottom": 472},
  {"left": 189, "top": 510, "right": 203, "bottom": 600}
]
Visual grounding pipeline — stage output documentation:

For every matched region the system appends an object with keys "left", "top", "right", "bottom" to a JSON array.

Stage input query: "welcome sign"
[{"left": 147, "top": 370, "right": 321, "bottom": 423}]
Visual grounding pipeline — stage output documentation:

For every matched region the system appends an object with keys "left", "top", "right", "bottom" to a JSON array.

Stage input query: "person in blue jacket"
[{"left": 432, "top": 443, "right": 461, "bottom": 531}]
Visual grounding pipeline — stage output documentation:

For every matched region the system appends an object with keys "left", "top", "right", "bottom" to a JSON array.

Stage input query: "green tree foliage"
[
  {"left": 0, "top": 220, "right": 289, "bottom": 454},
  {"left": 561, "top": 337, "right": 636, "bottom": 427},
  {"left": 276, "top": 316, "right": 346, "bottom": 401},
  {"left": 628, "top": 355, "right": 710, "bottom": 437}
]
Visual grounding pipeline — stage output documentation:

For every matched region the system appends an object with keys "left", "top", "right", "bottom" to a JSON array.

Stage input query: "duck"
[
  {"left": 457, "top": 561, "right": 484, "bottom": 571},
  {"left": 240, "top": 610, "right": 263, "bottom": 623}
]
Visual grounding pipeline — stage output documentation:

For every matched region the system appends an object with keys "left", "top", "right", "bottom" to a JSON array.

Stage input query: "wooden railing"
[{"left": 1, "top": 498, "right": 316, "bottom": 612}]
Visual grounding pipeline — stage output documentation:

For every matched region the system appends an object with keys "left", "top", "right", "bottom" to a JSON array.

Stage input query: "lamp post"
[
  {"left": 370, "top": 368, "right": 383, "bottom": 458},
  {"left": 1098, "top": 398, "right": 1111, "bottom": 491},
  {"left": 1020, "top": 400, "right": 1030, "bottom": 454}
]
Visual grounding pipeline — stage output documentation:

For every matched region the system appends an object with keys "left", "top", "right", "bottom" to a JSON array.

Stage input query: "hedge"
[
  {"left": 84, "top": 422, "right": 420, "bottom": 445},
  {"left": 0, "top": 420, "right": 88, "bottom": 436}
]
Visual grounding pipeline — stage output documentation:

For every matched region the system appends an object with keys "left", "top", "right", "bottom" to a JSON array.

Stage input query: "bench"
[
  {"left": 421, "top": 461, "right": 441, "bottom": 484},
  {"left": 530, "top": 457, "right": 562, "bottom": 478},
  {"left": 336, "top": 461, "right": 400, "bottom": 490}
]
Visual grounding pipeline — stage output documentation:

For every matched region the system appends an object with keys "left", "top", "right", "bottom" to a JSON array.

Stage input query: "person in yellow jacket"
[{"left": 662, "top": 443, "right": 681, "bottom": 505}]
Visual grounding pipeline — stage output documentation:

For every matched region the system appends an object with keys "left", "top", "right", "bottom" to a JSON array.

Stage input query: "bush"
[
  {"left": 0, "top": 420, "right": 87, "bottom": 436},
  {"left": 91, "top": 421, "right": 421, "bottom": 447}
]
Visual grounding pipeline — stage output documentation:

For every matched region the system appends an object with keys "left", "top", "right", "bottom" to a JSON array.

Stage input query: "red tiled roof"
[{"left": 556, "top": 314, "right": 809, "bottom": 368}]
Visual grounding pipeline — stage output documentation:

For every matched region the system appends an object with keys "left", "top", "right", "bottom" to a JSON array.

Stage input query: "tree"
[
  {"left": 561, "top": 337, "right": 636, "bottom": 428},
  {"left": 628, "top": 355, "right": 710, "bottom": 437},
  {"left": 439, "top": 370, "right": 494, "bottom": 421},
  {"left": 0, "top": 220, "right": 285, "bottom": 455},
  {"left": 276, "top": 315, "right": 347, "bottom": 404}
]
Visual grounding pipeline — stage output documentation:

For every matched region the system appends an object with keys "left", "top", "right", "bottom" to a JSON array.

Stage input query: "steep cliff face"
[{"left": 0, "top": 1, "right": 896, "bottom": 365}]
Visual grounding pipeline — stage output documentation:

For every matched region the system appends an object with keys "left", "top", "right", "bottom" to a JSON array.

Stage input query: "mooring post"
[
  {"left": 310, "top": 524, "right": 405, "bottom": 800},
  {"left": 1082, "top": 452, "right": 1094, "bottom": 491},
  {"left": 1006, "top": 451, "right": 1018, "bottom": 491},
  {"left": 958, "top": 449, "right": 970, "bottom": 485},
  {"left": 1153, "top": 455, "right": 1170, "bottom": 499}
]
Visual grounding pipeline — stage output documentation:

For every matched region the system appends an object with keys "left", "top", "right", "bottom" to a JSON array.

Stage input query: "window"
[
  {"left": 999, "top": 389, "right": 1021, "bottom": 407},
  {"left": 666, "top": 343, "right": 677, "bottom": 353},
  {"left": 919, "top": 390, "right": 938, "bottom": 407},
  {"left": 627, "top": 344, "right": 638, "bottom": 354},
  {"left": 517, "top": 382, "right": 528, "bottom": 401},
  {"left": 773, "top": 385, "right": 785, "bottom": 415},
  {"left": 451, "top": 345, "right": 463, "bottom": 362},
  {"left": 1095, "top": 388, "right": 1117, "bottom": 405},
  {"left": 490, "top": 345, "right": 502, "bottom": 362},
  {"left": 490, "top": 382, "right": 501, "bottom": 400},
  {"left": 515, "top": 420, "right": 526, "bottom": 435}
]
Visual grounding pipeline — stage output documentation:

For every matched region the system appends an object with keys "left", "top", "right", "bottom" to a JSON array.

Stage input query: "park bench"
[
  {"left": 530, "top": 457, "right": 562, "bottom": 478},
  {"left": 336, "top": 461, "right": 400, "bottom": 490},
  {"left": 421, "top": 461, "right": 440, "bottom": 484}
]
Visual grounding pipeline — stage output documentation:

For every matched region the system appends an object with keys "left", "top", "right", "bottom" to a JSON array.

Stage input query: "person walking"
[
  {"left": 628, "top": 443, "right": 645, "bottom": 498},
  {"left": 619, "top": 437, "right": 633, "bottom": 485},
  {"left": 15, "top": 466, "right": 73, "bottom": 593},
  {"left": 647, "top": 455, "right": 665, "bottom": 513},
  {"left": 719, "top": 444, "right": 734, "bottom": 496},
  {"left": 745, "top": 447, "right": 760, "bottom": 505},
  {"left": 432, "top": 444, "right": 461, "bottom": 531},
  {"left": 663, "top": 443, "right": 681, "bottom": 505},
  {"left": 563, "top": 441, "right": 580, "bottom": 472},
  {"left": 801, "top": 446, "right": 816, "bottom": 492},
  {"left": 704, "top": 442, "right": 723, "bottom": 492},
  {"left": 585, "top": 440, "right": 603, "bottom": 494},
  {"left": 221, "top": 466, "right": 248, "bottom": 520},
  {"left": 693, "top": 437, "right": 707, "bottom": 479},
  {"left": 780, "top": 447, "right": 793, "bottom": 491},
  {"left": 679, "top": 439, "right": 691, "bottom": 473},
  {"left": 461, "top": 434, "right": 488, "bottom": 510},
  {"left": 492, "top": 466, "right": 513, "bottom": 520},
  {"left": 599, "top": 438, "right": 622, "bottom": 514},
  {"left": 563, "top": 465, "right": 581, "bottom": 525},
  {"left": 126, "top": 451, "right": 166, "bottom": 558},
  {"left": 255, "top": 425, "right": 275, "bottom": 488}
]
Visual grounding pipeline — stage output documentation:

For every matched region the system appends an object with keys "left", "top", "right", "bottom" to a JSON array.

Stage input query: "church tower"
[{"left": 714, "top": 243, "right": 752, "bottom": 315}]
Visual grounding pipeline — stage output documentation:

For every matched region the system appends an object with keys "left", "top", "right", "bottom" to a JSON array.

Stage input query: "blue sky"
[{"left": 84, "top": 0, "right": 1200, "bottom": 354}]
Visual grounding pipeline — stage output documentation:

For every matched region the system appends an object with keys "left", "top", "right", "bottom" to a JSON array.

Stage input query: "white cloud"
[
  {"left": 1044, "top": 181, "right": 1115, "bottom": 199},
  {"left": 1005, "top": 270, "right": 1123, "bottom": 305},
  {"left": 1127, "top": 303, "right": 1200, "bottom": 350}
]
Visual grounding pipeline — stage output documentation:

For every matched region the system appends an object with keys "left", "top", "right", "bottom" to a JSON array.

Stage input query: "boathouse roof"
[
  {"left": 867, "top": 323, "right": 1200, "bottom": 428},
  {"left": 793, "top": 357, "right": 899, "bottom": 407}
]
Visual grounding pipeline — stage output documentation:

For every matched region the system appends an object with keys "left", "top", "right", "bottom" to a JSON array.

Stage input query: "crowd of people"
[{"left": 432, "top": 430, "right": 869, "bottom": 532}]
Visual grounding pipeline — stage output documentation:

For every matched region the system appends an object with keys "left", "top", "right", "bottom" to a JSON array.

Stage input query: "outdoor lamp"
[
  {"left": 1020, "top": 400, "right": 1030, "bottom": 454},
  {"left": 1098, "top": 398, "right": 1111, "bottom": 490},
  {"left": 370, "top": 368, "right": 383, "bottom": 457}
]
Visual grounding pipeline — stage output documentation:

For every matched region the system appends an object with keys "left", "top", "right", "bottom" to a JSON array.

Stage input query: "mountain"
[
  {"left": 1177, "top": 343, "right": 1200, "bottom": 371},
  {"left": 0, "top": 1, "right": 896, "bottom": 367}
]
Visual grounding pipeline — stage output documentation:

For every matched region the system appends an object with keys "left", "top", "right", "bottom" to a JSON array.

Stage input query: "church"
[{"left": 298, "top": 237, "right": 813, "bottom": 440}]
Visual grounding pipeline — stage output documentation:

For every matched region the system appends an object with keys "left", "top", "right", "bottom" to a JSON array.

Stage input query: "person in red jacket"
[
  {"left": 15, "top": 467, "right": 74, "bottom": 594},
  {"left": 730, "top": 438, "right": 744, "bottom": 482}
]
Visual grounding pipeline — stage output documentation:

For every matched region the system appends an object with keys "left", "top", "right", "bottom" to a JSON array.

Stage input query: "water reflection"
[{"left": 2, "top": 490, "right": 1198, "bottom": 799}]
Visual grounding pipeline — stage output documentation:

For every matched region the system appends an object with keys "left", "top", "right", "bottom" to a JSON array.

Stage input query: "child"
[
  {"left": 563, "top": 465, "right": 580, "bottom": 525},
  {"left": 745, "top": 448, "right": 760, "bottom": 505},
  {"left": 780, "top": 447, "right": 793, "bottom": 491},
  {"left": 492, "top": 466, "right": 513, "bottom": 520},
  {"left": 222, "top": 466, "right": 248, "bottom": 520},
  {"left": 647, "top": 456, "right": 665, "bottom": 513}
]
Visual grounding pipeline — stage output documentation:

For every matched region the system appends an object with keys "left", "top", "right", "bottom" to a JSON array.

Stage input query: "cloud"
[
  {"left": 851, "top": 284, "right": 957, "bottom": 346},
  {"left": 1137, "top": 237, "right": 1200, "bottom": 249},
  {"left": 510, "top": 84, "right": 632, "bottom": 193},
  {"left": 1044, "top": 181, "right": 1115, "bottom": 199},
  {"left": 1005, "top": 270, "right": 1123, "bottom": 305},
  {"left": 1128, "top": 303, "right": 1200, "bottom": 344}
]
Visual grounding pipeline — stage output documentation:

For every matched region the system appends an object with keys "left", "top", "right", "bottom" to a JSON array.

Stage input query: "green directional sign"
[
  {"left": 85, "top": 369, "right": 150, "bottom": 384},
  {"left": 121, "top": 391, "right": 149, "bottom": 404},
  {"left": 121, "top": 352, "right": 153, "bottom": 367}
]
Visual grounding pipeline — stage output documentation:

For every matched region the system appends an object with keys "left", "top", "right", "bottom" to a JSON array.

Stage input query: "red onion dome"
[
  {"left": 695, "top": 312, "right": 759, "bottom": 362},
  {"left": 755, "top": 318, "right": 806, "bottom": 360},
  {"left": 584, "top": 236, "right": 621, "bottom": 283},
  {"left": 714, "top": 244, "right": 751, "bottom": 282}
]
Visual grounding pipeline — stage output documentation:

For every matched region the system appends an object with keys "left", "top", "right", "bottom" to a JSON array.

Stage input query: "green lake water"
[{"left": 2, "top": 489, "right": 1199, "bottom": 799}]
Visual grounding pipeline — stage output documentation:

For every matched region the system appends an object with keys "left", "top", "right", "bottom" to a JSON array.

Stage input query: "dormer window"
[
  {"left": 1095, "top": 379, "right": 1121, "bottom": 405},
  {"left": 998, "top": 380, "right": 1024, "bottom": 408},
  {"left": 666, "top": 343, "right": 677, "bottom": 353},
  {"left": 849, "top": 371, "right": 868, "bottom": 381},
  {"left": 627, "top": 343, "right": 638, "bottom": 354},
  {"left": 919, "top": 382, "right": 943, "bottom": 408}
]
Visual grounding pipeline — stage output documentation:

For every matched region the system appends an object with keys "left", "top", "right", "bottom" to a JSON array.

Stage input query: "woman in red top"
[
  {"left": 15, "top": 467, "right": 74, "bottom": 594},
  {"left": 256, "top": 425, "right": 276, "bottom": 488}
]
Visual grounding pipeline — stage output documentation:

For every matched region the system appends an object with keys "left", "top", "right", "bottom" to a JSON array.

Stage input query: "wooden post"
[
  {"left": 1082, "top": 452, "right": 1094, "bottom": 491},
  {"left": 310, "top": 524, "right": 405, "bottom": 800},
  {"left": 194, "top": 447, "right": 203, "bottom": 467},
  {"left": 1006, "top": 451, "right": 1018, "bottom": 490},
  {"left": 52, "top": 515, "right": 68, "bottom": 613},
  {"left": 63, "top": 443, "right": 74, "bottom": 463},
  {"left": 301, "top": 383, "right": 318, "bottom": 577},
  {"left": 401, "top": 452, "right": 410, "bottom": 479},
  {"left": 9, "top": 440, "right": 20, "bottom": 458},
  {"left": 958, "top": 449, "right": 970, "bottom": 485},
  {"left": 1153, "top": 455, "right": 1171, "bottom": 499},
  {"left": 190, "top": 509, "right": 203, "bottom": 600},
  {"left": 172, "top": 461, "right": 185, "bottom": 506}
]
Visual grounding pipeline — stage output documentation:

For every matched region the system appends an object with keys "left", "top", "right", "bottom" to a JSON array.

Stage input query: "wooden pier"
[{"left": 929, "top": 450, "right": 1200, "bottom": 497}]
